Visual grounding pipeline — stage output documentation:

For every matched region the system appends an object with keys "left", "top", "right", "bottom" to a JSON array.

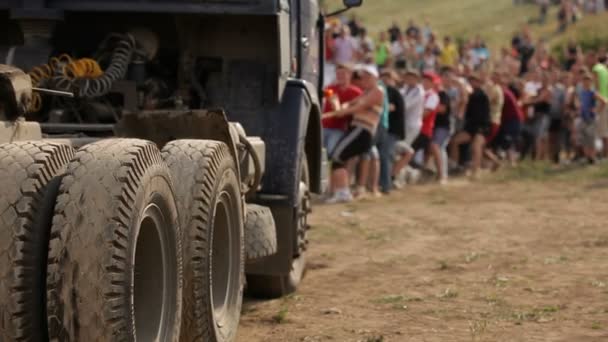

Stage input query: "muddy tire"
[
  {"left": 46, "top": 139, "right": 182, "bottom": 341},
  {"left": 245, "top": 204, "right": 278, "bottom": 261},
  {"left": 162, "top": 140, "right": 244, "bottom": 342},
  {"left": 247, "top": 154, "right": 310, "bottom": 298},
  {"left": 0, "top": 142, "right": 74, "bottom": 342}
]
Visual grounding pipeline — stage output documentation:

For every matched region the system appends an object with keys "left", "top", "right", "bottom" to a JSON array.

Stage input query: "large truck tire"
[
  {"left": 247, "top": 154, "right": 310, "bottom": 298},
  {"left": 46, "top": 139, "right": 182, "bottom": 341},
  {"left": 0, "top": 141, "right": 74, "bottom": 342},
  {"left": 162, "top": 140, "right": 244, "bottom": 342}
]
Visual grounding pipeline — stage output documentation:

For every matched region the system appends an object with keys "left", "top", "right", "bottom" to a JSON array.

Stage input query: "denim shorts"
[{"left": 324, "top": 128, "right": 345, "bottom": 156}]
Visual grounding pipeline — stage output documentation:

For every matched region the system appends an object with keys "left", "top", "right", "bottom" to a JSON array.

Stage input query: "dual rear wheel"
[{"left": 0, "top": 138, "right": 244, "bottom": 341}]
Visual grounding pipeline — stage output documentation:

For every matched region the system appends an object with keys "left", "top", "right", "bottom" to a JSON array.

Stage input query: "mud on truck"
[{"left": 0, "top": 0, "right": 361, "bottom": 341}]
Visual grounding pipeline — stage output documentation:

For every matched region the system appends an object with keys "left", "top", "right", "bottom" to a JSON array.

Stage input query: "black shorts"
[
  {"left": 464, "top": 123, "right": 490, "bottom": 137},
  {"left": 411, "top": 133, "right": 431, "bottom": 152},
  {"left": 549, "top": 118, "right": 562, "bottom": 133},
  {"left": 330, "top": 126, "right": 373, "bottom": 168}
]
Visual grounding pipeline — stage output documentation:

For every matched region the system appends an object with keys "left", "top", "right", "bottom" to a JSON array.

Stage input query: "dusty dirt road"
[{"left": 237, "top": 165, "right": 608, "bottom": 342}]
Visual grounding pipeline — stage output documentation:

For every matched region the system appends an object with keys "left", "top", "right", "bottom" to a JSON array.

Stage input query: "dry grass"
[{"left": 324, "top": 0, "right": 608, "bottom": 52}]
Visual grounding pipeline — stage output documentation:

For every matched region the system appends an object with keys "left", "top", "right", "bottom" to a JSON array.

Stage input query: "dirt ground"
[{"left": 237, "top": 165, "right": 608, "bottom": 342}]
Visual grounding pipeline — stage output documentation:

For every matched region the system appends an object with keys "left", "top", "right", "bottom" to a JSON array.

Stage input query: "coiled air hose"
[
  {"left": 26, "top": 33, "right": 140, "bottom": 112},
  {"left": 77, "top": 34, "right": 137, "bottom": 98}
]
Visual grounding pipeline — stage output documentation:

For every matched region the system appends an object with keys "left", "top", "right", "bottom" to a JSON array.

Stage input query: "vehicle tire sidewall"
[
  {"left": 127, "top": 170, "right": 181, "bottom": 342},
  {"left": 210, "top": 165, "right": 244, "bottom": 341}
]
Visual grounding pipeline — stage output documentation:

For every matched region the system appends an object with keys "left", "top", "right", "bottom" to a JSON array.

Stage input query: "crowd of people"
[{"left": 321, "top": 14, "right": 608, "bottom": 204}]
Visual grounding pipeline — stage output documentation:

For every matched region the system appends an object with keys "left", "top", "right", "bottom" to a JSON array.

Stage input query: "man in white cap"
[{"left": 324, "top": 64, "right": 385, "bottom": 203}]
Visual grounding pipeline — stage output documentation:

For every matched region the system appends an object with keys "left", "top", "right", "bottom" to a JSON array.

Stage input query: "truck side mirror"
[
  {"left": 343, "top": 0, "right": 363, "bottom": 8},
  {"left": 326, "top": 0, "right": 362, "bottom": 17}
]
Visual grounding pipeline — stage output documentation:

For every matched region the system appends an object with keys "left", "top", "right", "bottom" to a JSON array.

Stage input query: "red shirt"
[
  {"left": 501, "top": 87, "right": 524, "bottom": 123},
  {"left": 420, "top": 90, "right": 439, "bottom": 137},
  {"left": 322, "top": 84, "right": 363, "bottom": 131}
]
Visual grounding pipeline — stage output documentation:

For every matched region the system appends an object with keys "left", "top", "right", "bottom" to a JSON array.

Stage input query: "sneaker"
[
  {"left": 324, "top": 190, "right": 353, "bottom": 204},
  {"left": 393, "top": 178, "right": 405, "bottom": 190},
  {"left": 354, "top": 186, "right": 368, "bottom": 199}
]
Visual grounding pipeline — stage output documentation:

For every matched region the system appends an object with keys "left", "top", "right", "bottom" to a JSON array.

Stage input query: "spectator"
[
  {"left": 523, "top": 73, "right": 552, "bottom": 160},
  {"left": 388, "top": 21, "right": 402, "bottom": 43},
  {"left": 325, "top": 65, "right": 385, "bottom": 203},
  {"left": 577, "top": 72, "right": 607, "bottom": 163},
  {"left": 391, "top": 33, "right": 409, "bottom": 70},
  {"left": 592, "top": 54, "right": 608, "bottom": 157},
  {"left": 375, "top": 31, "right": 392, "bottom": 68},
  {"left": 548, "top": 70, "right": 567, "bottom": 163},
  {"left": 406, "top": 19, "right": 420, "bottom": 38},
  {"left": 347, "top": 15, "right": 363, "bottom": 37},
  {"left": 393, "top": 69, "right": 425, "bottom": 187},
  {"left": 497, "top": 72, "right": 524, "bottom": 166},
  {"left": 323, "top": 63, "right": 363, "bottom": 155},
  {"left": 483, "top": 71, "right": 505, "bottom": 170},
  {"left": 432, "top": 76, "right": 452, "bottom": 183},
  {"left": 334, "top": 26, "right": 358, "bottom": 65},
  {"left": 439, "top": 36, "right": 459, "bottom": 67},
  {"left": 393, "top": 72, "right": 440, "bottom": 183},
  {"left": 380, "top": 69, "right": 406, "bottom": 193},
  {"left": 449, "top": 73, "right": 491, "bottom": 179}
]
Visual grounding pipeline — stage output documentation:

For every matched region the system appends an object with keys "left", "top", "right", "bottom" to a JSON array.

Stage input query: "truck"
[{"left": 0, "top": 0, "right": 361, "bottom": 341}]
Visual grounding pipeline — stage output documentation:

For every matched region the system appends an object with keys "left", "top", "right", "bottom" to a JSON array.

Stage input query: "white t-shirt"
[
  {"left": 334, "top": 36, "right": 357, "bottom": 64},
  {"left": 401, "top": 84, "right": 425, "bottom": 134},
  {"left": 524, "top": 81, "right": 541, "bottom": 97},
  {"left": 424, "top": 91, "right": 440, "bottom": 111},
  {"left": 391, "top": 41, "right": 407, "bottom": 58}
]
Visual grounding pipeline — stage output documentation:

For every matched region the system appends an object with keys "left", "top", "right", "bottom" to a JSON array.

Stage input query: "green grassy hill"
[{"left": 324, "top": 0, "right": 608, "bottom": 53}]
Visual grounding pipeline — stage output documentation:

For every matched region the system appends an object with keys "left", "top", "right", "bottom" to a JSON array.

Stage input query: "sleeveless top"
[{"left": 352, "top": 85, "right": 384, "bottom": 134}]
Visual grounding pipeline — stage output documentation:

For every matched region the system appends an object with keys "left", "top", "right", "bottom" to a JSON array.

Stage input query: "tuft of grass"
[
  {"left": 437, "top": 288, "right": 459, "bottom": 300},
  {"left": 438, "top": 260, "right": 450, "bottom": 271},
  {"left": 511, "top": 305, "right": 564, "bottom": 324},
  {"left": 272, "top": 306, "right": 289, "bottom": 324},
  {"left": 372, "top": 294, "right": 423, "bottom": 305},
  {"left": 591, "top": 321, "right": 602, "bottom": 330},
  {"left": 373, "top": 294, "right": 406, "bottom": 304},
  {"left": 465, "top": 251, "right": 483, "bottom": 264},
  {"left": 364, "top": 336, "right": 385, "bottom": 342},
  {"left": 469, "top": 319, "right": 489, "bottom": 342}
]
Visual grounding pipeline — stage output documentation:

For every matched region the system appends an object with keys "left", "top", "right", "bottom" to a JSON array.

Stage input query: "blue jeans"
[
  {"left": 376, "top": 126, "right": 397, "bottom": 193},
  {"left": 324, "top": 128, "right": 345, "bottom": 157},
  {"left": 433, "top": 127, "right": 452, "bottom": 180}
]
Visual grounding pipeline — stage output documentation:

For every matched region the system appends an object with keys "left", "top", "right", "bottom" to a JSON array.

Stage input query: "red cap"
[{"left": 423, "top": 71, "right": 442, "bottom": 87}]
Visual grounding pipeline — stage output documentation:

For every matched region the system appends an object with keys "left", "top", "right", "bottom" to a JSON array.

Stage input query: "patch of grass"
[
  {"left": 430, "top": 198, "right": 448, "bottom": 206},
  {"left": 591, "top": 321, "right": 602, "bottom": 330},
  {"left": 464, "top": 251, "right": 483, "bottom": 264},
  {"left": 373, "top": 294, "right": 406, "bottom": 304},
  {"left": 543, "top": 255, "right": 569, "bottom": 265},
  {"left": 493, "top": 161, "right": 608, "bottom": 184},
  {"left": 371, "top": 295, "right": 423, "bottom": 309},
  {"left": 272, "top": 306, "right": 289, "bottom": 324},
  {"left": 469, "top": 319, "right": 489, "bottom": 342},
  {"left": 372, "top": 294, "right": 423, "bottom": 305},
  {"left": 511, "top": 305, "right": 564, "bottom": 324},
  {"left": 366, "top": 232, "right": 388, "bottom": 242},
  {"left": 484, "top": 294, "right": 509, "bottom": 307},
  {"left": 364, "top": 336, "right": 385, "bottom": 342},
  {"left": 438, "top": 260, "right": 450, "bottom": 271},
  {"left": 437, "top": 288, "right": 459, "bottom": 300}
]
